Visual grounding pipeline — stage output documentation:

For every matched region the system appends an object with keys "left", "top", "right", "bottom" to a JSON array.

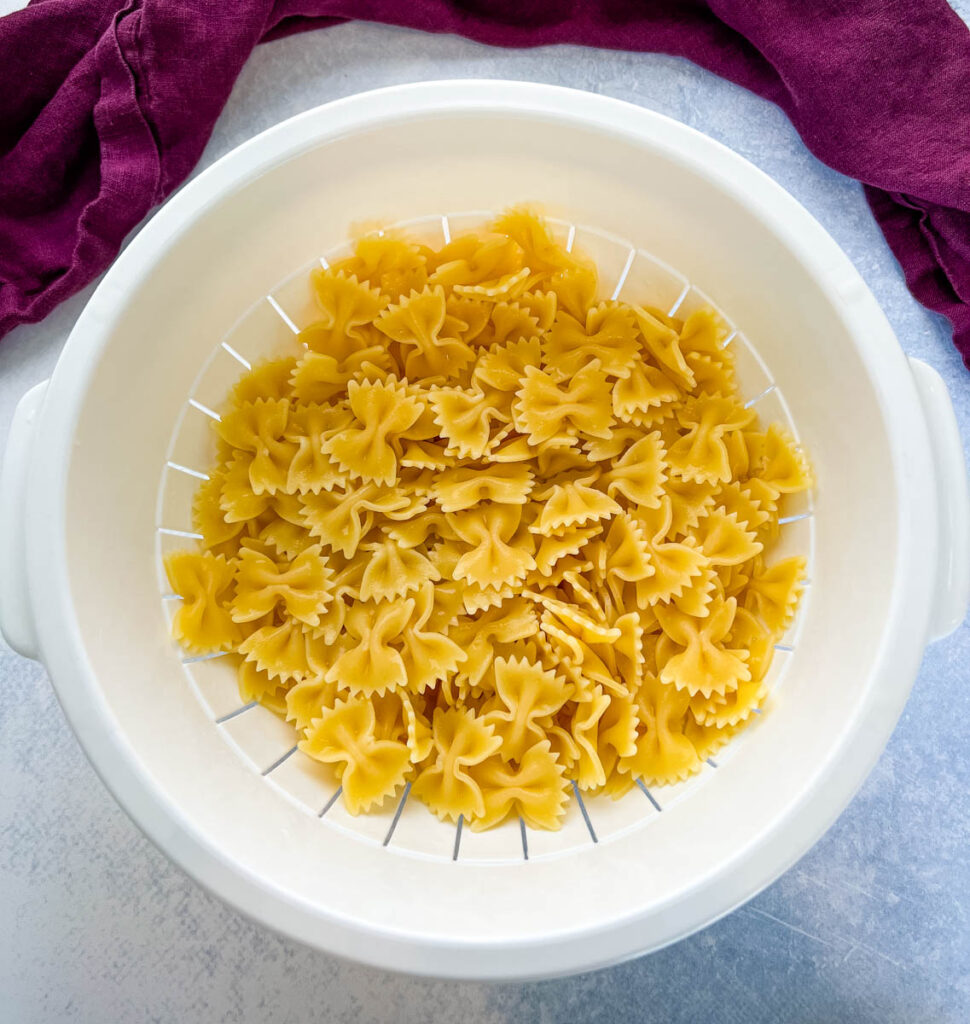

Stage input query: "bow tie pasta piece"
[
  {"left": 516, "top": 290, "right": 558, "bottom": 332},
  {"left": 307, "top": 590, "right": 351, "bottom": 647},
  {"left": 257, "top": 517, "right": 322, "bottom": 563},
  {"left": 742, "top": 476, "right": 781, "bottom": 526},
  {"left": 358, "top": 538, "right": 441, "bottom": 603},
  {"left": 533, "top": 524, "right": 600, "bottom": 577},
  {"left": 593, "top": 689, "right": 640, "bottom": 785},
  {"left": 547, "top": 619, "right": 627, "bottom": 702},
  {"left": 300, "top": 698, "right": 411, "bottom": 814},
  {"left": 431, "top": 464, "right": 535, "bottom": 513},
  {"left": 428, "top": 383, "right": 510, "bottom": 460},
  {"left": 716, "top": 560, "right": 752, "bottom": 601},
  {"left": 685, "top": 349, "right": 739, "bottom": 397},
  {"left": 541, "top": 714, "right": 581, "bottom": 774},
  {"left": 695, "top": 509, "right": 763, "bottom": 567},
  {"left": 722, "top": 428, "right": 752, "bottom": 481},
  {"left": 531, "top": 482, "right": 620, "bottom": 535},
  {"left": 261, "top": 494, "right": 311, "bottom": 556},
  {"left": 645, "top": 406, "right": 683, "bottom": 440},
  {"left": 371, "top": 690, "right": 435, "bottom": 764},
  {"left": 399, "top": 440, "right": 453, "bottom": 471},
  {"left": 429, "top": 233, "right": 524, "bottom": 288},
  {"left": 373, "top": 285, "right": 475, "bottom": 380},
  {"left": 219, "top": 452, "right": 272, "bottom": 523},
  {"left": 290, "top": 348, "right": 395, "bottom": 404},
  {"left": 271, "top": 489, "right": 312, "bottom": 530},
  {"left": 330, "top": 235, "right": 430, "bottom": 302},
  {"left": 231, "top": 544, "right": 333, "bottom": 626},
  {"left": 472, "top": 336, "right": 543, "bottom": 392},
  {"left": 325, "top": 598, "right": 415, "bottom": 695},
  {"left": 469, "top": 741, "right": 569, "bottom": 831},
  {"left": 444, "top": 294, "right": 491, "bottom": 345},
  {"left": 284, "top": 403, "right": 354, "bottom": 494},
  {"left": 632, "top": 305, "right": 695, "bottom": 390},
  {"left": 753, "top": 424, "right": 813, "bottom": 494},
  {"left": 668, "top": 564, "right": 718, "bottom": 618},
  {"left": 728, "top": 607, "right": 775, "bottom": 685},
  {"left": 490, "top": 209, "right": 573, "bottom": 275},
  {"left": 534, "top": 443, "right": 599, "bottom": 481},
  {"left": 620, "top": 673, "right": 702, "bottom": 785},
  {"left": 238, "top": 618, "right": 311, "bottom": 683},
  {"left": 396, "top": 384, "right": 444, "bottom": 443},
  {"left": 228, "top": 357, "right": 298, "bottom": 407},
  {"left": 412, "top": 708, "right": 503, "bottom": 822},
  {"left": 398, "top": 584, "right": 467, "bottom": 691},
  {"left": 513, "top": 361, "right": 614, "bottom": 445},
  {"left": 676, "top": 393, "right": 756, "bottom": 434},
  {"left": 666, "top": 394, "right": 755, "bottom": 485},
  {"left": 235, "top": 659, "right": 290, "bottom": 718},
  {"left": 300, "top": 483, "right": 404, "bottom": 557},
  {"left": 612, "top": 357, "right": 682, "bottom": 421},
  {"left": 192, "top": 471, "right": 244, "bottom": 554},
  {"left": 583, "top": 425, "right": 644, "bottom": 463},
  {"left": 598, "top": 512, "right": 654, "bottom": 585},
  {"left": 165, "top": 209, "right": 812, "bottom": 831},
  {"left": 680, "top": 312, "right": 737, "bottom": 395},
  {"left": 690, "top": 607, "right": 774, "bottom": 728},
  {"left": 547, "top": 263, "right": 598, "bottom": 321},
  {"left": 567, "top": 687, "right": 612, "bottom": 790},
  {"left": 712, "top": 480, "right": 771, "bottom": 533},
  {"left": 165, "top": 551, "right": 240, "bottom": 654},
  {"left": 285, "top": 673, "right": 342, "bottom": 732},
  {"left": 543, "top": 302, "right": 640, "bottom": 380},
  {"left": 451, "top": 599, "right": 538, "bottom": 689},
  {"left": 743, "top": 556, "right": 806, "bottom": 634},
  {"left": 482, "top": 656, "right": 571, "bottom": 762},
  {"left": 475, "top": 301, "right": 542, "bottom": 349},
  {"left": 448, "top": 503, "right": 537, "bottom": 589},
  {"left": 490, "top": 210, "right": 595, "bottom": 315},
  {"left": 327, "top": 557, "right": 368, "bottom": 605},
  {"left": 662, "top": 477, "right": 718, "bottom": 537},
  {"left": 678, "top": 308, "right": 731, "bottom": 355},
  {"left": 304, "top": 269, "right": 387, "bottom": 353},
  {"left": 216, "top": 398, "right": 297, "bottom": 496},
  {"left": 322, "top": 378, "right": 425, "bottom": 485},
  {"left": 599, "top": 432, "right": 668, "bottom": 509},
  {"left": 383, "top": 509, "right": 456, "bottom": 550},
  {"left": 656, "top": 597, "right": 751, "bottom": 698}
]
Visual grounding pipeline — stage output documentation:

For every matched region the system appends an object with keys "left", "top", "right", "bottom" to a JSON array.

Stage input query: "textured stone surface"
[{"left": 1, "top": 13, "right": 969, "bottom": 1023}]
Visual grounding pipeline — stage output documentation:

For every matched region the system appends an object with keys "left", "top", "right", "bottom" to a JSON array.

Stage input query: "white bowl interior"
[{"left": 60, "top": 108, "right": 897, "bottom": 952}]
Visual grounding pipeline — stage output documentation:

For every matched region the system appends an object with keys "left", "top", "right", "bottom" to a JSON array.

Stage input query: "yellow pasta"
[{"left": 165, "top": 209, "right": 812, "bottom": 831}]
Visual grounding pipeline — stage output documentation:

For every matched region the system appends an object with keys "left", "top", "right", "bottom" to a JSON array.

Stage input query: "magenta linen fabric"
[{"left": 1, "top": 0, "right": 969, "bottom": 368}]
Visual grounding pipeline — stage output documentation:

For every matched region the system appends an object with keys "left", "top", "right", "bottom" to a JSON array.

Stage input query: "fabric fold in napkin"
[{"left": 1, "top": 0, "right": 969, "bottom": 368}]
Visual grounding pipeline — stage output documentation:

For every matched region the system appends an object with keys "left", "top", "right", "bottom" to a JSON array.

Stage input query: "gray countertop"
[{"left": 1, "top": 14, "right": 969, "bottom": 1024}]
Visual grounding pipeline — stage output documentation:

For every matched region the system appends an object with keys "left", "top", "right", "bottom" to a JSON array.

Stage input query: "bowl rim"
[{"left": 25, "top": 80, "right": 937, "bottom": 979}]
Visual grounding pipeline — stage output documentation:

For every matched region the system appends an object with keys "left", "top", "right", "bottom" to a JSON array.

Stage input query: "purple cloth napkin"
[{"left": 2, "top": 0, "right": 970, "bottom": 369}]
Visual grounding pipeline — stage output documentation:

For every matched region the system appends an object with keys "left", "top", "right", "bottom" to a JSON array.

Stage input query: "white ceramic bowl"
[{"left": 1, "top": 81, "right": 967, "bottom": 980}]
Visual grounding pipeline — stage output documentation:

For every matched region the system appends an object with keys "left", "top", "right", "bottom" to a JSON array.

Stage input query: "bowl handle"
[
  {"left": 0, "top": 380, "right": 48, "bottom": 660},
  {"left": 909, "top": 358, "right": 970, "bottom": 640}
]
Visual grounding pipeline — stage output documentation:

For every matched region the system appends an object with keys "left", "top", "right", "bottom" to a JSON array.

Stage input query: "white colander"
[{"left": 1, "top": 81, "right": 967, "bottom": 981}]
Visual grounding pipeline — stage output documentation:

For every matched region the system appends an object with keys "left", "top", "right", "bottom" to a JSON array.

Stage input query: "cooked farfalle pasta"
[{"left": 166, "top": 209, "right": 812, "bottom": 832}]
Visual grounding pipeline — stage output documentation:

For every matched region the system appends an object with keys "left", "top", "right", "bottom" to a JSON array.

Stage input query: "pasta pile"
[{"left": 165, "top": 210, "right": 811, "bottom": 832}]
